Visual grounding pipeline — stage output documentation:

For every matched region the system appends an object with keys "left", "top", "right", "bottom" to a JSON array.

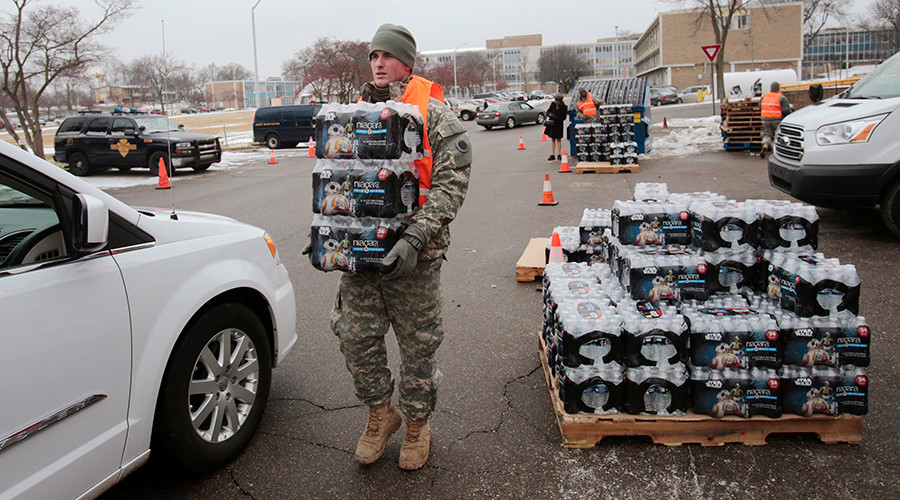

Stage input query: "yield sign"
[{"left": 702, "top": 44, "right": 722, "bottom": 62}]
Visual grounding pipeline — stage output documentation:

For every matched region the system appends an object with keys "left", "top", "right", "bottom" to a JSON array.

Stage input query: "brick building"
[{"left": 633, "top": 2, "right": 803, "bottom": 92}]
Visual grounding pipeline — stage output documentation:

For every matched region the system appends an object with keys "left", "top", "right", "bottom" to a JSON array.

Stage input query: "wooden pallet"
[
  {"left": 516, "top": 237, "right": 548, "bottom": 282},
  {"left": 538, "top": 334, "right": 863, "bottom": 447},
  {"left": 574, "top": 161, "right": 639, "bottom": 174}
]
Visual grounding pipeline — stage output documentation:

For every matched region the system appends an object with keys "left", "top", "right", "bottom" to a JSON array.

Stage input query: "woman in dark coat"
[{"left": 545, "top": 94, "right": 568, "bottom": 160}]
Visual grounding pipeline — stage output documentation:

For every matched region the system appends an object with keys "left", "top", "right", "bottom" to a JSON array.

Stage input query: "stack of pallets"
[{"left": 720, "top": 98, "right": 761, "bottom": 150}]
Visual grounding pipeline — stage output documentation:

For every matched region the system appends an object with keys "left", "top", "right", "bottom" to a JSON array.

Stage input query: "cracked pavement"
[{"left": 104, "top": 119, "right": 899, "bottom": 499}]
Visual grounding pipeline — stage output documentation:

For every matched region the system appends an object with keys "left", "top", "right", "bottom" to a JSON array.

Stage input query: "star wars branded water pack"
[
  {"left": 632, "top": 182, "right": 669, "bottom": 202},
  {"left": 612, "top": 200, "right": 692, "bottom": 246},
  {"left": 312, "top": 159, "right": 419, "bottom": 218},
  {"left": 559, "top": 365, "right": 625, "bottom": 414},
  {"left": 691, "top": 201, "right": 760, "bottom": 252},
  {"left": 623, "top": 366, "right": 690, "bottom": 416},
  {"left": 780, "top": 365, "right": 868, "bottom": 416},
  {"left": 748, "top": 199, "right": 819, "bottom": 252},
  {"left": 682, "top": 306, "right": 782, "bottom": 369},
  {"left": 579, "top": 208, "right": 612, "bottom": 245},
  {"left": 619, "top": 309, "right": 688, "bottom": 369},
  {"left": 620, "top": 247, "right": 709, "bottom": 302},
  {"left": 691, "top": 367, "right": 782, "bottom": 418},
  {"left": 315, "top": 102, "right": 425, "bottom": 160},
  {"left": 703, "top": 250, "right": 758, "bottom": 295},
  {"left": 779, "top": 311, "right": 870, "bottom": 368},
  {"left": 759, "top": 251, "right": 861, "bottom": 317},
  {"left": 556, "top": 301, "right": 622, "bottom": 370},
  {"left": 309, "top": 214, "right": 401, "bottom": 272}
]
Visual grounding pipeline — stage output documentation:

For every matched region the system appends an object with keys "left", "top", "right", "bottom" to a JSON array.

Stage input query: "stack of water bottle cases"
[
  {"left": 308, "top": 102, "right": 425, "bottom": 272},
  {"left": 543, "top": 183, "right": 870, "bottom": 419},
  {"left": 573, "top": 104, "right": 639, "bottom": 166}
]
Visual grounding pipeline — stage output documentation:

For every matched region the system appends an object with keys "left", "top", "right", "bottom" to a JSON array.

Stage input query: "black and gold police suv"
[{"left": 53, "top": 110, "right": 222, "bottom": 176}]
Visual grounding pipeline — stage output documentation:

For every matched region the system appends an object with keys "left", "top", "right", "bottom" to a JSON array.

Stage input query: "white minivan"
[
  {"left": 768, "top": 50, "right": 900, "bottom": 236},
  {"left": 0, "top": 140, "right": 297, "bottom": 499}
]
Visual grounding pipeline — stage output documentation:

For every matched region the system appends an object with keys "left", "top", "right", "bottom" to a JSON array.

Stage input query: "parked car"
[
  {"left": 0, "top": 139, "right": 297, "bottom": 498},
  {"left": 253, "top": 104, "right": 322, "bottom": 149},
  {"left": 678, "top": 85, "right": 710, "bottom": 102},
  {"left": 53, "top": 112, "right": 222, "bottom": 176},
  {"left": 476, "top": 101, "right": 546, "bottom": 130},
  {"left": 768, "top": 50, "right": 900, "bottom": 236},
  {"left": 649, "top": 88, "right": 682, "bottom": 106},
  {"left": 449, "top": 99, "right": 480, "bottom": 121}
]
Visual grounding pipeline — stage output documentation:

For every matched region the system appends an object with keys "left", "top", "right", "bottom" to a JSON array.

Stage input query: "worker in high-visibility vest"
[
  {"left": 575, "top": 87, "right": 605, "bottom": 123},
  {"left": 759, "top": 81, "right": 792, "bottom": 160}
]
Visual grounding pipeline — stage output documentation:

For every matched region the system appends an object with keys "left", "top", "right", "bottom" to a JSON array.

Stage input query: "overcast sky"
[{"left": 64, "top": 0, "right": 877, "bottom": 80}]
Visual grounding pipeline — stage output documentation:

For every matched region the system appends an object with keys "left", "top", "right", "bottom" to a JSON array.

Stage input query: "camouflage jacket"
[{"left": 360, "top": 80, "right": 472, "bottom": 261}]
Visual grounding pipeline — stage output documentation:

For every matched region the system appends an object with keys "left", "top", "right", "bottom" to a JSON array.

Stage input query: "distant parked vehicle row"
[{"left": 476, "top": 102, "right": 545, "bottom": 130}]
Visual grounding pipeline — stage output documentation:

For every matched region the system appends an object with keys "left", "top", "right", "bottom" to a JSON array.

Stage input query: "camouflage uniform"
[{"left": 331, "top": 78, "right": 471, "bottom": 420}]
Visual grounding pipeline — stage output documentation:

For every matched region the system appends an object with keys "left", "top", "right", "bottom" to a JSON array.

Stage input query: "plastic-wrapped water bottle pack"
[
  {"left": 309, "top": 215, "right": 402, "bottom": 273},
  {"left": 632, "top": 182, "right": 670, "bottom": 202},
  {"left": 312, "top": 159, "right": 419, "bottom": 218},
  {"left": 315, "top": 101, "right": 425, "bottom": 160},
  {"left": 541, "top": 188, "right": 871, "bottom": 417}
]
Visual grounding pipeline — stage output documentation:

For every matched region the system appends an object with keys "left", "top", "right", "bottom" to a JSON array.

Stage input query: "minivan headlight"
[{"left": 816, "top": 114, "right": 887, "bottom": 145}]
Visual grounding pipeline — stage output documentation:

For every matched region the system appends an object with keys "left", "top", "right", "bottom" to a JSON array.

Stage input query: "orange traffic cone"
[
  {"left": 518, "top": 135, "right": 526, "bottom": 150},
  {"left": 540, "top": 131, "right": 548, "bottom": 141},
  {"left": 538, "top": 173, "right": 558, "bottom": 206},
  {"left": 155, "top": 157, "right": 171, "bottom": 190},
  {"left": 269, "top": 149, "right": 277, "bottom": 164},
  {"left": 307, "top": 136, "right": 316, "bottom": 157},
  {"left": 548, "top": 232, "right": 565, "bottom": 263},
  {"left": 559, "top": 152, "right": 570, "bottom": 173},
  {"left": 662, "top": 117, "right": 668, "bottom": 128}
]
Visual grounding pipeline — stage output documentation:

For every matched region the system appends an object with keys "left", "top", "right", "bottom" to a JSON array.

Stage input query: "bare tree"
[
  {"left": 803, "top": 0, "right": 850, "bottom": 49},
  {"left": 865, "top": 0, "right": 900, "bottom": 49},
  {"left": 455, "top": 52, "right": 491, "bottom": 97},
  {"left": 281, "top": 38, "right": 370, "bottom": 103},
  {"left": 127, "top": 54, "right": 185, "bottom": 113},
  {"left": 538, "top": 46, "right": 592, "bottom": 94},
  {"left": 0, "top": 0, "right": 133, "bottom": 158}
]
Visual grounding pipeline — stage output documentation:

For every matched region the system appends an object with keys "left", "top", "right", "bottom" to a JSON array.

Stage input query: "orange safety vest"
[
  {"left": 760, "top": 92, "right": 783, "bottom": 119},
  {"left": 577, "top": 94, "right": 597, "bottom": 116},
  {"left": 360, "top": 75, "right": 443, "bottom": 207}
]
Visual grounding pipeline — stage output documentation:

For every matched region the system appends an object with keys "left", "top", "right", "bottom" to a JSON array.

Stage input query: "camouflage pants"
[
  {"left": 331, "top": 257, "right": 444, "bottom": 420},
  {"left": 761, "top": 119, "right": 781, "bottom": 148}
]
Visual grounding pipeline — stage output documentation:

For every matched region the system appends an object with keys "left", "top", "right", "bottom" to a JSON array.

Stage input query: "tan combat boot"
[
  {"left": 398, "top": 418, "right": 430, "bottom": 470},
  {"left": 355, "top": 401, "right": 402, "bottom": 465}
]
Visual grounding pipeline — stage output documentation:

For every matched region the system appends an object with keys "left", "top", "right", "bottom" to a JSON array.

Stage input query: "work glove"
[
  {"left": 301, "top": 238, "right": 312, "bottom": 265},
  {"left": 382, "top": 225, "right": 427, "bottom": 281}
]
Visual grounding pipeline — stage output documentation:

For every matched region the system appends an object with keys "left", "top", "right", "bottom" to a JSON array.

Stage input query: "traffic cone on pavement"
[
  {"left": 548, "top": 232, "right": 565, "bottom": 263},
  {"left": 559, "top": 152, "right": 570, "bottom": 173},
  {"left": 307, "top": 136, "right": 316, "bottom": 157},
  {"left": 518, "top": 135, "right": 526, "bottom": 150},
  {"left": 269, "top": 149, "right": 277, "bottom": 164},
  {"left": 540, "top": 131, "right": 548, "bottom": 141},
  {"left": 155, "top": 157, "right": 171, "bottom": 190},
  {"left": 662, "top": 117, "right": 668, "bottom": 128},
  {"left": 538, "top": 173, "right": 558, "bottom": 206}
]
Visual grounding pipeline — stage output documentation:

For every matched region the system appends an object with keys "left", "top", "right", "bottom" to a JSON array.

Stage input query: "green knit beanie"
[{"left": 369, "top": 23, "right": 417, "bottom": 69}]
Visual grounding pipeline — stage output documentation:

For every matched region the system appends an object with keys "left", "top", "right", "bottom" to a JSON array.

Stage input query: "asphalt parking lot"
[{"left": 104, "top": 119, "right": 900, "bottom": 499}]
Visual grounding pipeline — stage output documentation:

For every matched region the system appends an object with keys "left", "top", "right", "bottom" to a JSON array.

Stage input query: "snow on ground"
[{"left": 643, "top": 115, "right": 723, "bottom": 158}]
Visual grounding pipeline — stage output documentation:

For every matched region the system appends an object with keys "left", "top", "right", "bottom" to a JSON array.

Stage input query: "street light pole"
[
  {"left": 251, "top": 0, "right": 261, "bottom": 108},
  {"left": 453, "top": 42, "right": 466, "bottom": 99},
  {"left": 614, "top": 26, "right": 619, "bottom": 79}
]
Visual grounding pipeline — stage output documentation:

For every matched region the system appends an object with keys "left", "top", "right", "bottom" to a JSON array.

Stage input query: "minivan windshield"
[
  {"left": 134, "top": 116, "right": 181, "bottom": 133},
  {"left": 847, "top": 51, "right": 900, "bottom": 99}
]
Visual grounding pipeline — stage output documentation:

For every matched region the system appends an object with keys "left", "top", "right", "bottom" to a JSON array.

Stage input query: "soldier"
[
  {"left": 759, "top": 81, "right": 791, "bottom": 160},
  {"left": 330, "top": 23, "right": 471, "bottom": 471}
]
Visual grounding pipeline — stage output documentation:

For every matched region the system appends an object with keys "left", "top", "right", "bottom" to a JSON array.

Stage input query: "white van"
[{"left": 768, "top": 50, "right": 900, "bottom": 236}]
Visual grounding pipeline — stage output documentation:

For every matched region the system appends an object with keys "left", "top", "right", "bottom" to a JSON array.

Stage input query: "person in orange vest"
[
  {"left": 760, "top": 81, "right": 791, "bottom": 159},
  {"left": 576, "top": 87, "right": 604, "bottom": 123},
  {"left": 330, "top": 23, "right": 471, "bottom": 471}
]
